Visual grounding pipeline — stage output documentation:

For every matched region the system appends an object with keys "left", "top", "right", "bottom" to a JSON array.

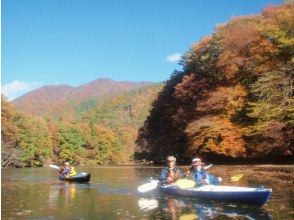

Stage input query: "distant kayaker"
[
  {"left": 59, "top": 162, "right": 70, "bottom": 178},
  {"left": 188, "top": 158, "right": 222, "bottom": 185},
  {"left": 159, "top": 156, "right": 183, "bottom": 184},
  {"left": 69, "top": 167, "right": 77, "bottom": 176}
]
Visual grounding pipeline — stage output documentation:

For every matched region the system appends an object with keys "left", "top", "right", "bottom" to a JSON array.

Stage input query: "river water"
[{"left": 2, "top": 165, "right": 293, "bottom": 219}]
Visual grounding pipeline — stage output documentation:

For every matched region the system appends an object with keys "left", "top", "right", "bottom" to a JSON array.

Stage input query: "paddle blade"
[
  {"left": 176, "top": 179, "right": 196, "bottom": 189},
  {"left": 204, "top": 164, "right": 213, "bottom": 170},
  {"left": 49, "top": 164, "right": 60, "bottom": 170},
  {"left": 138, "top": 180, "right": 159, "bottom": 193},
  {"left": 231, "top": 174, "right": 244, "bottom": 182}
]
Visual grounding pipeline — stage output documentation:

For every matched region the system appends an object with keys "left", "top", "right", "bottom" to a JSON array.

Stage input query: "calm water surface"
[{"left": 2, "top": 165, "right": 293, "bottom": 219}]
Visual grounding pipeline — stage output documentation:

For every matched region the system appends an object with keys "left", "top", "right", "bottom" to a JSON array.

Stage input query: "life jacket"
[
  {"left": 191, "top": 168, "right": 220, "bottom": 185},
  {"left": 59, "top": 167, "right": 70, "bottom": 178},
  {"left": 160, "top": 167, "right": 182, "bottom": 183},
  {"left": 69, "top": 168, "right": 77, "bottom": 176},
  {"left": 191, "top": 168, "right": 207, "bottom": 184}
]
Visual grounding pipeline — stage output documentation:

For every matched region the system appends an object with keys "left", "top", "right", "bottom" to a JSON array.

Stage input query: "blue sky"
[{"left": 2, "top": 0, "right": 283, "bottom": 100}]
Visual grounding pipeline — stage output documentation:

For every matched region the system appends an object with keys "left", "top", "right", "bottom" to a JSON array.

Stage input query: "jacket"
[{"left": 159, "top": 167, "right": 183, "bottom": 183}]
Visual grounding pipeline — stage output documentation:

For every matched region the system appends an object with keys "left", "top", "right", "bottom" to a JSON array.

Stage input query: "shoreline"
[{"left": 3, "top": 164, "right": 294, "bottom": 169}]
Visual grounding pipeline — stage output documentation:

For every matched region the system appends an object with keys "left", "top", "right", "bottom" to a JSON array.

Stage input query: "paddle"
[
  {"left": 175, "top": 179, "right": 196, "bottom": 189},
  {"left": 204, "top": 164, "right": 213, "bottom": 170},
  {"left": 230, "top": 174, "right": 244, "bottom": 185},
  {"left": 176, "top": 174, "right": 244, "bottom": 189},
  {"left": 49, "top": 164, "right": 60, "bottom": 169},
  {"left": 137, "top": 179, "right": 196, "bottom": 192},
  {"left": 230, "top": 174, "right": 244, "bottom": 182},
  {"left": 138, "top": 180, "right": 160, "bottom": 193}
]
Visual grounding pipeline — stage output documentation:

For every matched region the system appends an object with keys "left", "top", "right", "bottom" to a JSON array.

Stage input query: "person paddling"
[
  {"left": 159, "top": 156, "right": 183, "bottom": 184},
  {"left": 59, "top": 162, "right": 70, "bottom": 178},
  {"left": 188, "top": 158, "right": 222, "bottom": 185}
]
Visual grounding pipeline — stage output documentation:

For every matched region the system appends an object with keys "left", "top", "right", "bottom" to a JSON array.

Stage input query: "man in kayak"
[
  {"left": 159, "top": 156, "right": 183, "bottom": 184},
  {"left": 59, "top": 162, "right": 70, "bottom": 178},
  {"left": 188, "top": 158, "right": 222, "bottom": 185}
]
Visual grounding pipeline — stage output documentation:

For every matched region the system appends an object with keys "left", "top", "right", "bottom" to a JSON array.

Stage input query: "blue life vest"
[{"left": 190, "top": 168, "right": 220, "bottom": 185}]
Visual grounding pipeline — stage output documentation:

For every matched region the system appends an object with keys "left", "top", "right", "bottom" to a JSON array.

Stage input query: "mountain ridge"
[{"left": 11, "top": 78, "right": 157, "bottom": 120}]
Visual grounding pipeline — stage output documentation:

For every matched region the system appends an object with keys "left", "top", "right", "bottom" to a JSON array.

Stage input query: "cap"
[
  {"left": 166, "top": 156, "right": 176, "bottom": 162},
  {"left": 192, "top": 158, "right": 204, "bottom": 164},
  {"left": 64, "top": 162, "right": 69, "bottom": 166}
]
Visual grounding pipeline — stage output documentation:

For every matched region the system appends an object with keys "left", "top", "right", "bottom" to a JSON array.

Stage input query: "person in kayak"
[
  {"left": 69, "top": 167, "right": 77, "bottom": 176},
  {"left": 159, "top": 156, "right": 183, "bottom": 184},
  {"left": 188, "top": 158, "right": 222, "bottom": 185},
  {"left": 59, "top": 162, "right": 70, "bottom": 178}
]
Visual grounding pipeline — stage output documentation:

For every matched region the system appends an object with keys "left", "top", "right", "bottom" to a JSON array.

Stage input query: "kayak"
[
  {"left": 159, "top": 184, "right": 272, "bottom": 206},
  {"left": 59, "top": 172, "right": 91, "bottom": 183}
]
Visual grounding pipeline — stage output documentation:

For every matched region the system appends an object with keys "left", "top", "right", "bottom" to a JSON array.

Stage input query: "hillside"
[
  {"left": 2, "top": 80, "right": 163, "bottom": 167},
  {"left": 12, "top": 84, "right": 75, "bottom": 116},
  {"left": 84, "top": 84, "right": 163, "bottom": 128},
  {"left": 136, "top": 3, "right": 294, "bottom": 163},
  {"left": 12, "top": 78, "right": 154, "bottom": 120}
]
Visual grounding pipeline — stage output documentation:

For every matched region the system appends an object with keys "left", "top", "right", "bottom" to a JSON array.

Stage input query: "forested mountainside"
[
  {"left": 136, "top": 3, "right": 294, "bottom": 164},
  {"left": 12, "top": 84, "right": 75, "bottom": 116},
  {"left": 12, "top": 78, "right": 153, "bottom": 121},
  {"left": 2, "top": 83, "right": 162, "bottom": 167}
]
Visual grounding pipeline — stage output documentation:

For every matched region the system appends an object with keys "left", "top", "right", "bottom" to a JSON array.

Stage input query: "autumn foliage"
[
  {"left": 2, "top": 85, "right": 162, "bottom": 167},
  {"left": 2, "top": 3, "right": 293, "bottom": 167},
  {"left": 137, "top": 3, "right": 294, "bottom": 163}
]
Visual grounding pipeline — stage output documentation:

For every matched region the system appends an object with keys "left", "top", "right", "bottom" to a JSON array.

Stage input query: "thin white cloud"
[
  {"left": 1, "top": 80, "right": 42, "bottom": 101},
  {"left": 166, "top": 53, "right": 182, "bottom": 63}
]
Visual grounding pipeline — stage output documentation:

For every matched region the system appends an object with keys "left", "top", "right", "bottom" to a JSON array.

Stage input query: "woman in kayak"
[
  {"left": 159, "top": 156, "right": 183, "bottom": 184},
  {"left": 188, "top": 158, "right": 222, "bottom": 185},
  {"left": 59, "top": 162, "right": 70, "bottom": 178}
]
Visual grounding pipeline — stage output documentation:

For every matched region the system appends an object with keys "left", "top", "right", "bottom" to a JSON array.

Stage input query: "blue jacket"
[
  {"left": 190, "top": 168, "right": 220, "bottom": 185},
  {"left": 159, "top": 167, "right": 183, "bottom": 183},
  {"left": 59, "top": 167, "right": 70, "bottom": 178},
  {"left": 190, "top": 168, "right": 207, "bottom": 185}
]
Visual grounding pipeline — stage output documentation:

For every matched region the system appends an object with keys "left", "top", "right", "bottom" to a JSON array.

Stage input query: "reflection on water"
[
  {"left": 138, "top": 196, "right": 272, "bottom": 220},
  {"left": 2, "top": 165, "right": 293, "bottom": 219},
  {"left": 138, "top": 198, "right": 159, "bottom": 211},
  {"left": 49, "top": 182, "right": 88, "bottom": 205}
]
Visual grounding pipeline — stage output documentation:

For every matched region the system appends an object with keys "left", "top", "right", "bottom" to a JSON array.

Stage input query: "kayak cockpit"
[{"left": 59, "top": 172, "right": 91, "bottom": 183}]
